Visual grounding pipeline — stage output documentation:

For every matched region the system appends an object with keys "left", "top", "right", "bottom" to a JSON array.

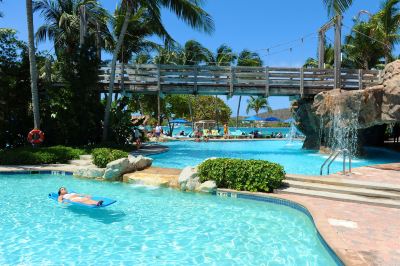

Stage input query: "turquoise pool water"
[
  {"left": 151, "top": 140, "right": 400, "bottom": 175},
  {"left": 161, "top": 126, "right": 293, "bottom": 136},
  {"left": 0, "top": 173, "right": 340, "bottom": 265}
]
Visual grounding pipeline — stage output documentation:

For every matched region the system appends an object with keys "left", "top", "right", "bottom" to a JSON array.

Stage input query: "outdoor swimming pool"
[
  {"left": 151, "top": 140, "right": 400, "bottom": 175},
  {"left": 0, "top": 173, "right": 340, "bottom": 265}
]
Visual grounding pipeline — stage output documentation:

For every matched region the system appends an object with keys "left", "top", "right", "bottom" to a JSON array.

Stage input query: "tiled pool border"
[
  {"left": 0, "top": 170, "right": 73, "bottom": 176},
  {"left": 216, "top": 189, "right": 345, "bottom": 266}
]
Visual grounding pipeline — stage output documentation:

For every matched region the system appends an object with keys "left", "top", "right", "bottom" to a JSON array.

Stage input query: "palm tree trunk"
[
  {"left": 102, "top": 7, "right": 132, "bottom": 142},
  {"left": 96, "top": 21, "right": 101, "bottom": 61},
  {"left": 26, "top": 0, "right": 40, "bottom": 129},
  {"left": 236, "top": 96, "right": 241, "bottom": 129}
]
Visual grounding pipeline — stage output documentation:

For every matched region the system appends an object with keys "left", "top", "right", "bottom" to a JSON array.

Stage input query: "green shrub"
[
  {"left": 198, "top": 158, "right": 285, "bottom": 192},
  {"left": 91, "top": 148, "right": 128, "bottom": 168},
  {"left": 0, "top": 146, "right": 85, "bottom": 165}
]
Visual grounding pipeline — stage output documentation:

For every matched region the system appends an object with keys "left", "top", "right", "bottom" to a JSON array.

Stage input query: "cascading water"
[
  {"left": 287, "top": 121, "right": 298, "bottom": 144},
  {"left": 324, "top": 97, "right": 362, "bottom": 157}
]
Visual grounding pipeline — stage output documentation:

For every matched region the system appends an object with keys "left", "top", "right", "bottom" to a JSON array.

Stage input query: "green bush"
[
  {"left": 198, "top": 158, "right": 285, "bottom": 192},
  {"left": 91, "top": 148, "right": 128, "bottom": 168},
  {"left": 0, "top": 146, "right": 85, "bottom": 165}
]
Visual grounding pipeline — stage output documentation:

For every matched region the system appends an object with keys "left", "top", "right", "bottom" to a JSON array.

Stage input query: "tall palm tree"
[
  {"left": 323, "top": 0, "right": 353, "bottom": 16},
  {"left": 371, "top": 0, "right": 400, "bottom": 64},
  {"left": 179, "top": 40, "right": 213, "bottom": 65},
  {"left": 209, "top": 44, "right": 237, "bottom": 66},
  {"left": 26, "top": 0, "right": 40, "bottom": 129},
  {"left": 343, "top": 20, "right": 384, "bottom": 69},
  {"left": 34, "top": 0, "right": 111, "bottom": 56},
  {"left": 236, "top": 49, "right": 262, "bottom": 128},
  {"left": 102, "top": 0, "right": 214, "bottom": 141},
  {"left": 246, "top": 96, "right": 271, "bottom": 116}
]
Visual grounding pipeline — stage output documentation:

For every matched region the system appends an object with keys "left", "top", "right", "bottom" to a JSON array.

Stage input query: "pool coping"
[{"left": 216, "top": 188, "right": 345, "bottom": 266}]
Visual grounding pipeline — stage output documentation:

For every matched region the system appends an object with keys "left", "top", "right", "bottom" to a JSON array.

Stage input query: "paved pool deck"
[{"left": 0, "top": 163, "right": 399, "bottom": 265}]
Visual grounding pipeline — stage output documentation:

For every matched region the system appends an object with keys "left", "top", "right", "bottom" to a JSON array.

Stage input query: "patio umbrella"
[
  {"left": 169, "top": 118, "right": 189, "bottom": 123},
  {"left": 264, "top": 116, "right": 281, "bottom": 122},
  {"left": 168, "top": 118, "right": 190, "bottom": 136}
]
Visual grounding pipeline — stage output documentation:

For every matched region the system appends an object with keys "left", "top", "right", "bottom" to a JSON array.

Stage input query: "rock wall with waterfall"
[{"left": 292, "top": 60, "right": 400, "bottom": 154}]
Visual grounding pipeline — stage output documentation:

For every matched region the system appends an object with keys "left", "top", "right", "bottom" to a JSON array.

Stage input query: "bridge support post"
[
  {"left": 318, "top": 31, "right": 325, "bottom": 68},
  {"left": 265, "top": 67, "right": 270, "bottom": 97},
  {"left": 193, "top": 66, "right": 198, "bottom": 94},
  {"left": 229, "top": 66, "right": 235, "bottom": 97},
  {"left": 358, "top": 69, "right": 363, "bottom": 90},
  {"left": 300, "top": 67, "right": 304, "bottom": 98},
  {"left": 157, "top": 65, "right": 161, "bottom": 125},
  {"left": 334, "top": 15, "right": 342, "bottom": 89}
]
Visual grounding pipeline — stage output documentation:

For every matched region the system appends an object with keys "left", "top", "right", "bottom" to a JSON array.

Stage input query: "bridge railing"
[{"left": 99, "top": 64, "right": 381, "bottom": 95}]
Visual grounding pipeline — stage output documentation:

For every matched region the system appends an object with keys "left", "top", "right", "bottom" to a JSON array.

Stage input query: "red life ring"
[{"left": 27, "top": 129, "right": 45, "bottom": 145}]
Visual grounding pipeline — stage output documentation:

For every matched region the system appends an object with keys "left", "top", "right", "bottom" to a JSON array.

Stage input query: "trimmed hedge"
[
  {"left": 0, "top": 146, "right": 85, "bottom": 165},
  {"left": 91, "top": 148, "right": 128, "bottom": 168},
  {"left": 198, "top": 158, "right": 285, "bottom": 192}
]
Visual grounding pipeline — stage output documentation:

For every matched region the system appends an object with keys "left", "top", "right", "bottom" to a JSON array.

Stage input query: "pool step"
[
  {"left": 285, "top": 174, "right": 400, "bottom": 193},
  {"left": 283, "top": 180, "right": 400, "bottom": 200},
  {"left": 68, "top": 159, "right": 94, "bottom": 167},
  {"left": 275, "top": 187, "right": 400, "bottom": 209},
  {"left": 79, "top": 155, "right": 92, "bottom": 161}
]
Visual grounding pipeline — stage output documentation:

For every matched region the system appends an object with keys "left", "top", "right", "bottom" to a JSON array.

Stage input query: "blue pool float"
[{"left": 48, "top": 192, "right": 116, "bottom": 208}]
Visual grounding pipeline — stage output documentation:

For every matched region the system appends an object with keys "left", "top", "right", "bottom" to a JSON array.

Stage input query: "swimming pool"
[
  {"left": 150, "top": 140, "right": 400, "bottom": 175},
  {"left": 0, "top": 173, "right": 340, "bottom": 265}
]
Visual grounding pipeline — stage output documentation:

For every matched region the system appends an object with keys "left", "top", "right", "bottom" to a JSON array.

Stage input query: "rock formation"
[{"left": 293, "top": 60, "right": 400, "bottom": 152}]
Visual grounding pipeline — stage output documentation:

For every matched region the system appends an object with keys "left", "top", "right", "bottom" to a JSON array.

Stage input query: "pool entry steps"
[{"left": 276, "top": 174, "right": 400, "bottom": 208}]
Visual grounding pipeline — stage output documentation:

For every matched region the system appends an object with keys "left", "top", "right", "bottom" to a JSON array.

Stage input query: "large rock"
[
  {"left": 74, "top": 167, "right": 105, "bottom": 179},
  {"left": 178, "top": 166, "right": 200, "bottom": 191},
  {"left": 103, "top": 158, "right": 129, "bottom": 180},
  {"left": 291, "top": 98, "right": 321, "bottom": 150},
  {"left": 128, "top": 155, "right": 152, "bottom": 171},
  {"left": 197, "top": 181, "right": 217, "bottom": 193},
  {"left": 314, "top": 60, "right": 400, "bottom": 129}
]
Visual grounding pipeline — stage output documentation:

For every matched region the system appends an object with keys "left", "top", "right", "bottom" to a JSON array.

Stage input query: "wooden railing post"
[
  {"left": 334, "top": 15, "right": 342, "bottom": 89},
  {"left": 230, "top": 66, "right": 235, "bottom": 97},
  {"left": 157, "top": 65, "right": 161, "bottom": 125},
  {"left": 300, "top": 67, "right": 304, "bottom": 98},
  {"left": 358, "top": 69, "right": 363, "bottom": 90},
  {"left": 193, "top": 66, "right": 198, "bottom": 94},
  {"left": 265, "top": 67, "right": 270, "bottom": 97}
]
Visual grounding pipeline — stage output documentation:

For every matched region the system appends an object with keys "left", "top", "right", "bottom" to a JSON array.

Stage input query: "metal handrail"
[{"left": 320, "top": 149, "right": 352, "bottom": 176}]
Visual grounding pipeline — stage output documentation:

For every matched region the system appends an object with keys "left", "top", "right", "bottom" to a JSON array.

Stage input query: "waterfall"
[
  {"left": 287, "top": 121, "right": 297, "bottom": 144},
  {"left": 325, "top": 99, "right": 362, "bottom": 157}
]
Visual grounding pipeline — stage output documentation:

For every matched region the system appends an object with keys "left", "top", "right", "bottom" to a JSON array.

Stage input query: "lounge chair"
[{"left": 230, "top": 130, "right": 245, "bottom": 138}]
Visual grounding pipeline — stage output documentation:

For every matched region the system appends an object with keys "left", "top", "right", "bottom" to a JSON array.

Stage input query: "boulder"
[
  {"left": 103, "top": 158, "right": 129, "bottom": 180},
  {"left": 186, "top": 175, "right": 201, "bottom": 191},
  {"left": 197, "top": 181, "right": 217, "bottom": 193},
  {"left": 178, "top": 166, "right": 199, "bottom": 191},
  {"left": 128, "top": 155, "right": 153, "bottom": 171},
  {"left": 73, "top": 167, "right": 105, "bottom": 179}
]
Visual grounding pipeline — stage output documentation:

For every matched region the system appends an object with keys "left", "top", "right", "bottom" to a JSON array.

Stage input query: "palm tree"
[
  {"left": 323, "top": 0, "right": 353, "bottom": 16},
  {"left": 34, "top": 0, "right": 111, "bottom": 57},
  {"left": 209, "top": 44, "right": 237, "bottom": 66},
  {"left": 179, "top": 40, "right": 213, "bottom": 65},
  {"left": 102, "top": 0, "right": 214, "bottom": 141},
  {"left": 236, "top": 49, "right": 262, "bottom": 128},
  {"left": 343, "top": 20, "right": 384, "bottom": 69},
  {"left": 371, "top": 0, "right": 400, "bottom": 64},
  {"left": 246, "top": 96, "right": 271, "bottom": 117},
  {"left": 26, "top": 0, "right": 40, "bottom": 129}
]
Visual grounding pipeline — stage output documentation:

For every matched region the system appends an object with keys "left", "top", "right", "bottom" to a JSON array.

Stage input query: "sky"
[{"left": 0, "top": 0, "right": 384, "bottom": 116}]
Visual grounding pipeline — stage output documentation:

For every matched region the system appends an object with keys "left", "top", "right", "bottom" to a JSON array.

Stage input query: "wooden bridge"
[{"left": 99, "top": 64, "right": 381, "bottom": 97}]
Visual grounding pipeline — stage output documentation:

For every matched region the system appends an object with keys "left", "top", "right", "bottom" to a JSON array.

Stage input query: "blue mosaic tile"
[{"left": 0, "top": 170, "right": 74, "bottom": 176}]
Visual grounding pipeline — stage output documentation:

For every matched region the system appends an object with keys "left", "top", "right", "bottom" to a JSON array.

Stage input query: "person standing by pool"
[
  {"left": 134, "top": 127, "right": 142, "bottom": 150},
  {"left": 58, "top": 187, "right": 103, "bottom": 206},
  {"left": 223, "top": 124, "right": 229, "bottom": 138},
  {"left": 155, "top": 124, "right": 162, "bottom": 138}
]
